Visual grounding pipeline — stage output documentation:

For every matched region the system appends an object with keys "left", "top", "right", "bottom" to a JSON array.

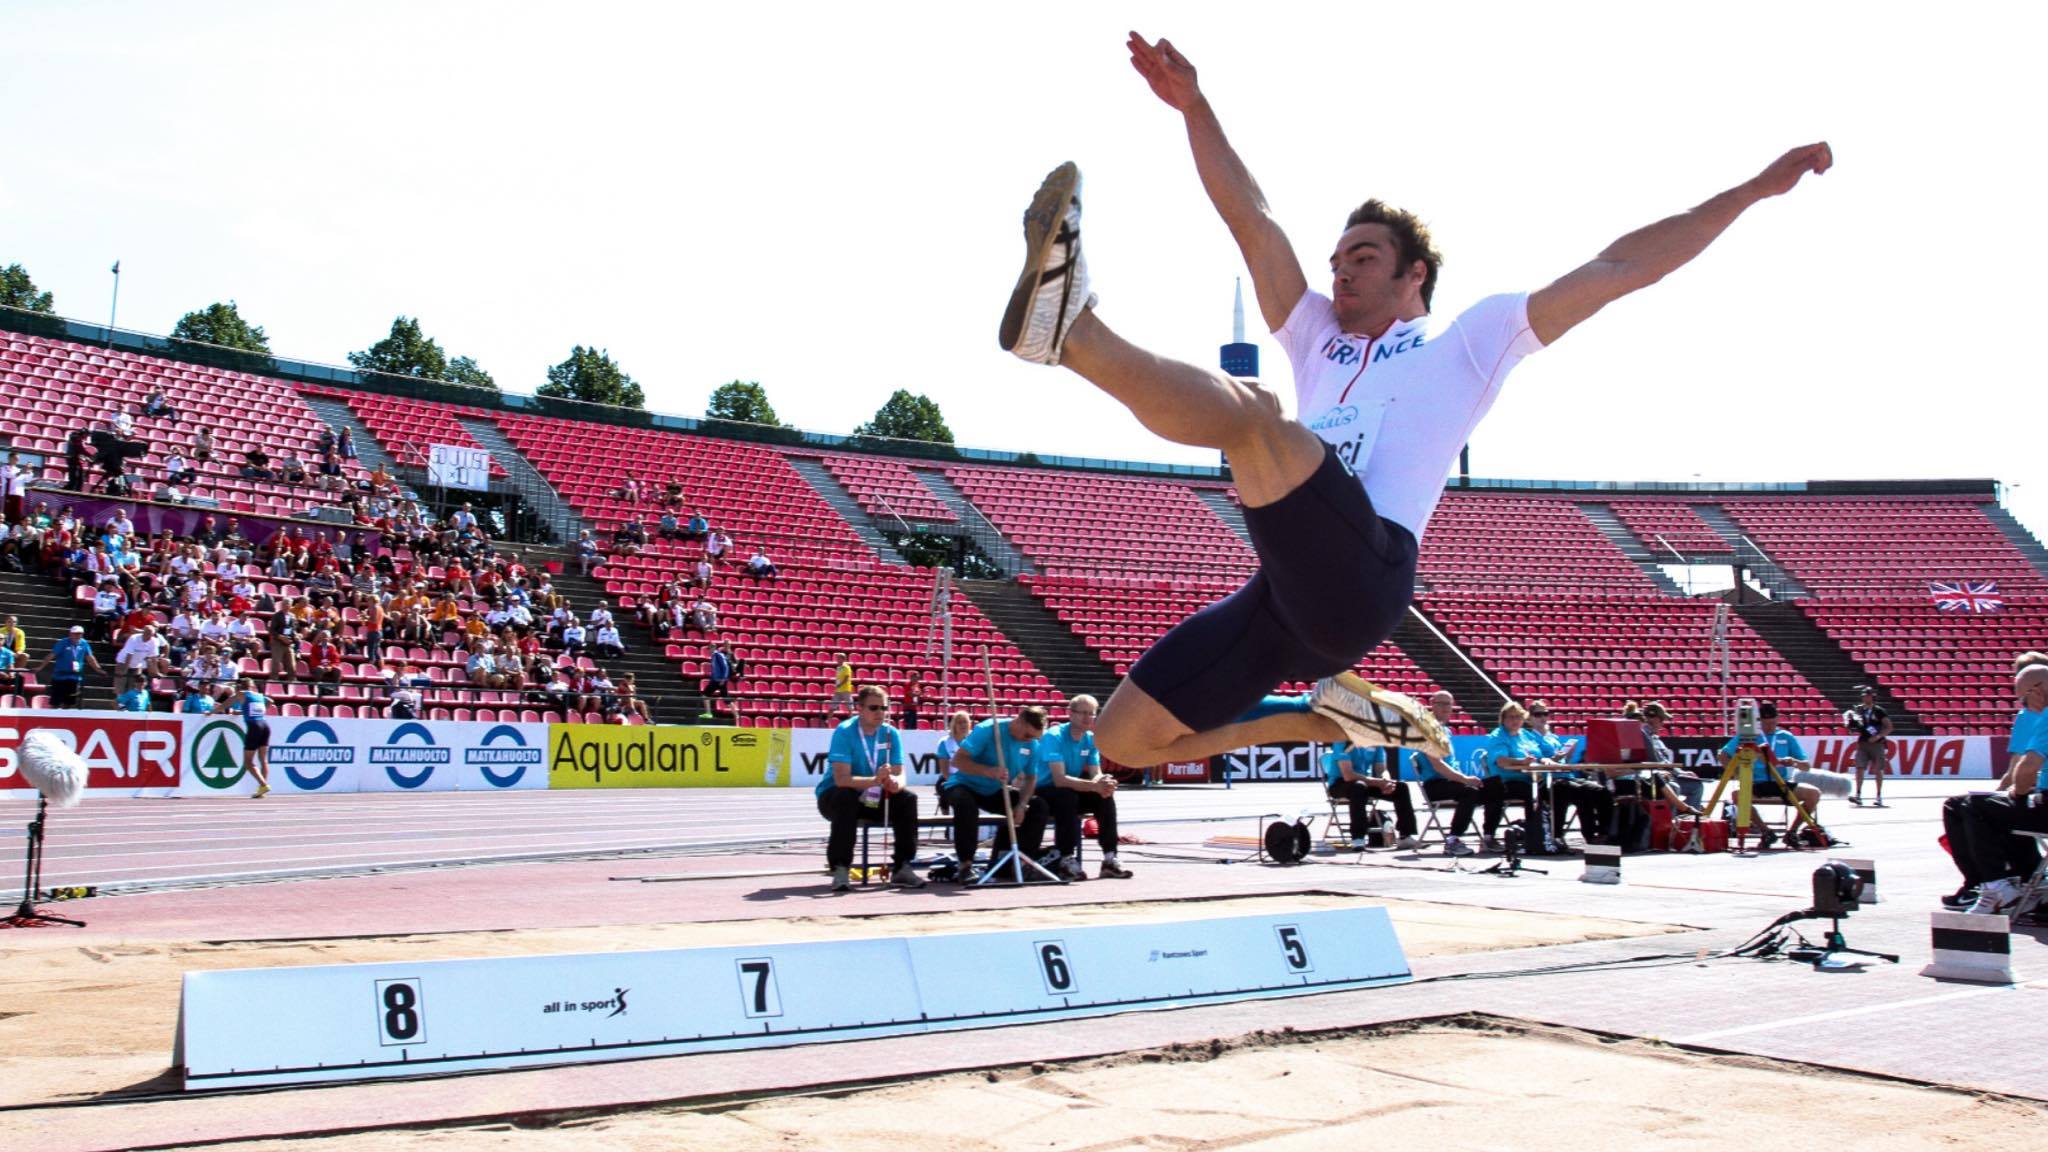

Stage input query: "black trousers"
[
  {"left": 1047, "top": 786, "right": 1119, "bottom": 857},
  {"left": 1422, "top": 776, "right": 1494, "bottom": 837},
  {"left": 817, "top": 786, "right": 920, "bottom": 868},
  {"left": 1551, "top": 778, "right": 1614, "bottom": 843},
  {"left": 1961, "top": 791, "right": 2048, "bottom": 884},
  {"left": 1327, "top": 779, "right": 1415, "bottom": 838},
  {"left": 1943, "top": 793, "right": 1991, "bottom": 885},
  {"left": 940, "top": 784, "right": 1046, "bottom": 865}
]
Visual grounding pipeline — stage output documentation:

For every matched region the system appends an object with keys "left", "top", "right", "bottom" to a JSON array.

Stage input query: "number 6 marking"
[
  {"left": 1275, "top": 925, "right": 1313, "bottom": 973},
  {"left": 1036, "top": 940, "right": 1075, "bottom": 994}
]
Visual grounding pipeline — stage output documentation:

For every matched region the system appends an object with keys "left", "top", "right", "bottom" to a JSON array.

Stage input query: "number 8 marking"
[{"left": 376, "top": 978, "right": 426, "bottom": 1046}]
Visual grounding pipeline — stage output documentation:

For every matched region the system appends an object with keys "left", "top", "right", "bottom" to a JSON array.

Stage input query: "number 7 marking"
[{"left": 736, "top": 958, "right": 783, "bottom": 1019}]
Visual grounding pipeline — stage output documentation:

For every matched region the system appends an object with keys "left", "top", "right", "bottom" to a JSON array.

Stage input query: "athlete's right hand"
[{"left": 1127, "top": 32, "right": 1201, "bottom": 111}]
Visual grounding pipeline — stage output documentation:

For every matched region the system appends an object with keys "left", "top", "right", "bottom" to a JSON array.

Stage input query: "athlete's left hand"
[{"left": 1749, "top": 142, "right": 1832, "bottom": 199}]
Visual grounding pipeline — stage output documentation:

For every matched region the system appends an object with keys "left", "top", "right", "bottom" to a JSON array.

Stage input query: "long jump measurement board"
[{"left": 178, "top": 907, "right": 1409, "bottom": 1089}]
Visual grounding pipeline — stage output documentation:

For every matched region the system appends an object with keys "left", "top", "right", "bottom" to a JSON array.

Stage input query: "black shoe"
[
  {"left": 1757, "top": 825, "right": 1779, "bottom": 850},
  {"left": 1941, "top": 886, "right": 1980, "bottom": 910},
  {"left": 954, "top": 864, "right": 981, "bottom": 885}
]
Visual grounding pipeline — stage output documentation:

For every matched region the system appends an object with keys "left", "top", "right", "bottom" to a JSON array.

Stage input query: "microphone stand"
[{"left": 2, "top": 795, "right": 85, "bottom": 929}]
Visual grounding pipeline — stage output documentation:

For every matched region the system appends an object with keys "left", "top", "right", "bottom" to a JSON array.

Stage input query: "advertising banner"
[
  {"left": 181, "top": 715, "right": 553, "bottom": 796},
  {"left": 0, "top": 710, "right": 183, "bottom": 798},
  {"left": 547, "top": 723, "right": 791, "bottom": 789},
  {"left": 785, "top": 727, "right": 949, "bottom": 790}
]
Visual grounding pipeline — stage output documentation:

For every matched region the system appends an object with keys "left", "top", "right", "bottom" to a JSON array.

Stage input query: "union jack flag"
[{"left": 1930, "top": 580, "right": 2003, "bottom": 613}]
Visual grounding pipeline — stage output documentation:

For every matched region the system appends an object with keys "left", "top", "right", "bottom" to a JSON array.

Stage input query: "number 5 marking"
[
  {"left": 737, "top": 957, "right": 783, "bottom": 1019},
  {"left": 1275, "top": 925, "right": 1313, "bottom": 973}
]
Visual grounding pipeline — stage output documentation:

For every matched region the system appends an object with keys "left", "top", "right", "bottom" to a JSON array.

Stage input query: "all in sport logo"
[
  {"left": 372, "top": 722, "right": 450, "bottom": 789},
  {"left": 468, "top": 724, "right": 542, "bottom": 788},
  {"left": 188, "top": 719, "right": 248, "bottom": 789},
  {"left": 274, "top": 719, "right": 352, "bottom": 790}
]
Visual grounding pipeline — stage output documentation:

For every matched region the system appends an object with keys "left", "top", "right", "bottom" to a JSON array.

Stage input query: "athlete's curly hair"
[{"left": 1343, "top": 199, "right": 1442, "bottom": 310}]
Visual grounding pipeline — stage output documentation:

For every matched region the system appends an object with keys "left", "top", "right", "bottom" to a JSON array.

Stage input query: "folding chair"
[{"left": 2011, "top": 831, "right": 2048, "bottom": 919}]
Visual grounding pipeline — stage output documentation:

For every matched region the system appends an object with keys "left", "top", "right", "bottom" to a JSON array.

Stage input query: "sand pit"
[
  {"left": 0, "top": 893, "right": 1680, "bottom": 1108},
  {"left": 206, "top": 1016, "right": 2047, "bottom": 1151}
]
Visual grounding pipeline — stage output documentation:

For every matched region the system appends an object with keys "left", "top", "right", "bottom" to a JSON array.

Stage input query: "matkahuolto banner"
[
  {"left": 179, "top": 715, "right": 552, "bottom": 796},
  {"left": 546, "top": 723, "right": 790, "bottom": 789}
]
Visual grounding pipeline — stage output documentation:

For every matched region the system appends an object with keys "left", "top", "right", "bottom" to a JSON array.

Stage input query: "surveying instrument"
[{"left": 1695, "top": 697, "right": 1826, "bottom": 853}]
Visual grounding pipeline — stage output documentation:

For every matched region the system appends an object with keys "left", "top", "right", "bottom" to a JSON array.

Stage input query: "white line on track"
[{"left": 1675, "top": 985, "right": 2038, "bottom": 1044}]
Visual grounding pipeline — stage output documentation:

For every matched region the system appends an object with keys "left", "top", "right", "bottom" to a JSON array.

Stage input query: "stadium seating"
[
  {"left": 812, "top": 452, "right": 956, "bottom": 524},
  {"left": 298, "top": 385, "right": 507, "bottom": 478},
  {"left": 1608, "top": 499, "right": 1731, "bottom": 557},
  {"left": 0, "top": 332, "right": 372, "bottom": 515},
  {"left": 944, "top": 464, "right": 1258, "bottom": 581}
]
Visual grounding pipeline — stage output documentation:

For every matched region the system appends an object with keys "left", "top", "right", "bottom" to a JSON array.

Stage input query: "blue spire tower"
[{"left": 1219, "top": 278, "right": 1259, "bottom": 379}]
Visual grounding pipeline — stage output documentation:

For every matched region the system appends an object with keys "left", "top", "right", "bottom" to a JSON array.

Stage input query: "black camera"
[{"left": 1811, "top": 860, "right": 1863, "bottom": 917}]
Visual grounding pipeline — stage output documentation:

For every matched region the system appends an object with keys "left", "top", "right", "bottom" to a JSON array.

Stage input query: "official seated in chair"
[
  {"left": 1322, "top": 741, "right": 1417, "bottom": 849},
  {"left": 1716, "top": 701, "right": 1827, "bottom": 843},
  {"left": 1041, "top": 694, "right": 1132, "bottom": 880},
  {"left": 1526, "top": 702, "right": 1612, "bottom": 844},
  {"left": 942, "top": 706, "right": 1051, "bottom": 884},
  {"left": 816, "top": 685, "right": 924, "bottom": 891},
  {"left": 1946, "top": 666, "right": 2048, "bottom": 916},
  {"left": 1416, "top": 691, "right": 1490, "bottom": 857},
  {"left": 1482, "top": 701, "right": 1549, "bottom": 847}
]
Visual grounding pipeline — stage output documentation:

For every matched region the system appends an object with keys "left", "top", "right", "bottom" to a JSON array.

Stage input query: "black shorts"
[
  {"left": 49, "top": 679, "right": 82, "bottom": 708},
  {"left": 1749, "top": 777, "right": 1790, "bottom": 801},
  {"left": 245, "top": 719, "right": 271, "bottom": 750},
  {"left": 1128, "top": 441, "right": 1418, "bottom": 732}
]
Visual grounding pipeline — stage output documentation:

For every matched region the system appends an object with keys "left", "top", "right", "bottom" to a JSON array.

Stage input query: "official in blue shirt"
[
  {"left": 33, "top": 626, "right": 103, "bottom": 709},
  {"left": 1940, "top": 656, "right": 2047, "bottom": 908},
  {"left": 1321, "top": 741, "right": 1417, "bottom": 847},
  {"left": 1042, "top": 696, "right": 1132, "bottom": 879},
  {"left": 817, "top": 685, "right": 923, "bottom": 891},
  {"left": 943, "top": 707, "right": 1051, "bottom": 882},
  {"left": 1527, "top": 703, "right": 1612, "bottom": 845},
  {"left": 1947, "top": 666, "right": 2048, "bottom": 913},
  {"left": 1716, "top": 701, "right": 1826, "bottom": 847},
  {"left": 1479, "top": 702, "right": 1553, "bottom": 844}
]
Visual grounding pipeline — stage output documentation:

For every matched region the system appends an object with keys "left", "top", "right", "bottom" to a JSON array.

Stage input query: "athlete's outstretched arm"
[
  {"left": 1527, "top": 142, "right": 1832, "bottom": 346},
  {"left": 1128, "top": 31, "right": 1307, "bottom": 332}
]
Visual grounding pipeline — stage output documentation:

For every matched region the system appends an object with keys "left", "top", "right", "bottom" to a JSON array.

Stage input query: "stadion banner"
[
  {"left": 0, "top": 710, "right": 183, "bottom": 798},
  {"left": 180, "top": 715, "right": 551, "bottom": 796},
  {"left": 785, "top": 728, "right": 951, "bottom": 790},
  {"left": 1218, "top": 735, "right": 1498, "bottom": 784},
  {"left": 547, "top": 723, "right": 791, "bottom": 789}
]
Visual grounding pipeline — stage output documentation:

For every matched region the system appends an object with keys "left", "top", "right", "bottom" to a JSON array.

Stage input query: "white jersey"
[{"left": 1277, "top": 290, "right": 1542, "bottom": 541}]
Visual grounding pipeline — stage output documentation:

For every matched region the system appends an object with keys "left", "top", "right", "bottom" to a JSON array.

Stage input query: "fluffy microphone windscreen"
[
  {"left": 20, "top": 730, "right": 89, "bottom": 808},
  {"left": 1791, "top": 768, "right": 1854, "bottom": 799}
]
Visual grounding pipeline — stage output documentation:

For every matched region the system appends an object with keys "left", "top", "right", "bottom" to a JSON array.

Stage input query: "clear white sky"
[{"left": 5, "top": 2, "right": 2045, "bottom": 537}]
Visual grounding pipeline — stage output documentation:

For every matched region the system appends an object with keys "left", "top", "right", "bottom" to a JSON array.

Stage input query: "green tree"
[
  {"left": 854, "top": 389, "right": 954, "bottom": 444},
  {"left": 0, "top": 264, "right": 54, "bottom": 313},
  {"left": 539, "top": 345, "right": 644, "bottom": 409},
  {"left": 170, "top": 301, "right": 270, "bottom": 353},
  {"left": 349, "top": 315, "right": 447, "bottom": 379},
  {"left": 705, "top": 380, "right": 783, "bottom": 427},
  {"left": 445, "top": 355, "right": 497, "bottom": 391}
]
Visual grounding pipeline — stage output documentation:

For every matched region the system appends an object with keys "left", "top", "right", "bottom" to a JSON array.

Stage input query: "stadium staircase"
[
  {"left": 301, "top": 395, "right": 405, "bottom": 478},
  {"left": 0, "top": 566, "right": 114, "bottom": 709},
  {"left": 1575, "top": 503, "right": 1684, "bottom": 594},
  {"left": 784, "top": 457, "right": 909, "bottom": 566},
  {"left": 1192, "top": 490, "right": 1252, "bottom": 546},
  {"left": 1982, "top": 504, "right": 2048, "bottom": 580},
  {"left": 958, "top": 579, "right": 1120, "bottom": 704},
  {"left": 1728, "top": 595, "right": 1924, "bottom": 733},
  {"left": 1691, "top": 504, "right": 1811, "bottom": 599},
  {"left": 1392, "top": 606, "right": 1509, "bottom": 718},
  {"left": 537, "top": 549, "right": 703, "bottom": 722},
  {"left": 911, "top": 471, "right": 1037, "bottom": 575},
  {"left": 459, "top": 417, "right": 589, "bottom": 545}
]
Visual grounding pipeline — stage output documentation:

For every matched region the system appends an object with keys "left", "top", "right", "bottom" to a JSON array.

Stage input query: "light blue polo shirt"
[
  {"left": 1040, "top": 722, "right": 1100, "bottom": 788},
  {"left": 819, "top": 716, "right": 903, "bottom": 798},
  {"left": 945, "top": 719, "right": 1040, "bottom": 797},
  {"left": 1484, "top": 726, "right": 1545, "bottom": 782},
  {"left": 1321, "top": 743, "right": 1385, "bottom": 789},
  {"left": 2011, "top": 707, "right": 2041, "bottom": 767},
  {"left": 1718, "top": 729, "right": 1809, "bottom": 782},
  {"left": 2024, "top": 712, "right": 2048, "bottom": 792}
]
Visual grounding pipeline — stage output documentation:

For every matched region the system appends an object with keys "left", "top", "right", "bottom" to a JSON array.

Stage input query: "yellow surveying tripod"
[{"left": 1695, "top": 699, "right": 1826, "bottom": 853}]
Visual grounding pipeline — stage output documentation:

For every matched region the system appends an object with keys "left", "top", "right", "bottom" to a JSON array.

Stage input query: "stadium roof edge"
[{"left": 0, "top": 304, "right": 2002, "bottom": 499}]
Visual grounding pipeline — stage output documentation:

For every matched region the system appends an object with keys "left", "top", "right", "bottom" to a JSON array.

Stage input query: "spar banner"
[
  {"left": 547, "top": 723, "right": 791, "bottom": 789},
  {"left": 178, "top": 715, "right": 551, "bottom": 796},
  {"left": 786, "top": 727, "right": 951, "bottom": 790},
  {"left": 0, "top": 709, "right": 183, "bottom": 798}
]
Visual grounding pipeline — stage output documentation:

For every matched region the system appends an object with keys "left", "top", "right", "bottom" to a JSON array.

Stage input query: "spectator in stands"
[
  {"left": 0, "top": 615, "right": 24, "bottom": 661},
  {"left": 682, "top": 510, "right": 709, "bottom": 541},
  {"left": 117, "top": 682, "right": 150, "bottom": 712},
  {"left": 1527, "top": 703, "right": 1612, "bottom": 845},
  {"left": 278, "top": 448, "right": 309, "bottom": 485},
  {"left": 542, "top": 663, "right": 577, "bottom": 712},
  {"left": 241, "top": 445, "right": 274, "bottom": 481},
  {"left": 466, "top": 639, "right": 507, "bottom": 689},
  {"left": 306, "top": 630, "right": 345, "bottom": 696},
  {"left": 572, "top": 530, "right": 601, "bottom": 576},
  {"left": 619, "top": 477, "right": 642, "bottom": 504},
  {"left": 316, "top": 445, "right": 344, "bottom": 491},
  {"left": 593, "top": 621, "right": 625, "bottom": 661},
  {"left": 900, "top": 670, "right": 927, "bottom": 730},
  {"left": 34, "top": 625, "right": 103, "bottom": 708},
  {"left": 0, "top": 452, "right": 27, "bottom": 525},
  {"left": 612, "top": 520, "right": 644, "bottom": 558},
  {"left": 662, "top": 481, "right": 685, "bottom": 510},
  {"left": 689, "top": 556, "right": 714, "bottom": 590},
  {"left": 162, "top": 448, "right": 197, "bottom": 487},
  {"left": 686, "top": 597, "right": 718, "bottom": 635},
  {"left": 745, "top": 548, "right": 779, "bottom": 579},
  {"left": 615, "top": 674, "right": 652, "bottom": 724},
  {"left": 657, "top": 511, "right": 683, "bottom": 541},
  {"left": 338, "top": 427, "right": 358, "bottom": 461},
  {"left": 704, "top": 644, "right": 734, "bottom": 706},
  {"left": 0, "top": 639, "right": 20, "bottom": 698},
  {"left": 1042, "top": 694, "right": 1132, "bottom": 880},
  {"left": 827, "top": 654, "right": 855, "bottom": 718},
  {"left": 109, "top": 407, "right": 135, "bottom": 437},
  {"left": 191, "top": 425, "right": 216, "bottom": 464},
  {"left": 704, "top": 528, "right": 732, "bottom": 565},
  {"left": 450, "top": 503, "right": 481, "bottom": 536},
  {"left": 184, "top": 641, "right": 233, "bottom": 704},
  {"left": 1846, "top": 685, "right": 1893, "bottom": 807},
  {"left": 113, "top": 622, "right": 168, "bottom": 697},
  {"left": 153, "top": 477, "right": 188, "bottom": 505},
  {"left": 581, "top": 668, "right": 618, "bottom": 716},
  {"left": 560, "top": 616, "right": 587, "bottom": 657},
  {"left": 89, "top": 576, "right": 126, "bottom": 641},
  {"left": 142, "top": 388, "right": 178, "bottom": 423}
]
